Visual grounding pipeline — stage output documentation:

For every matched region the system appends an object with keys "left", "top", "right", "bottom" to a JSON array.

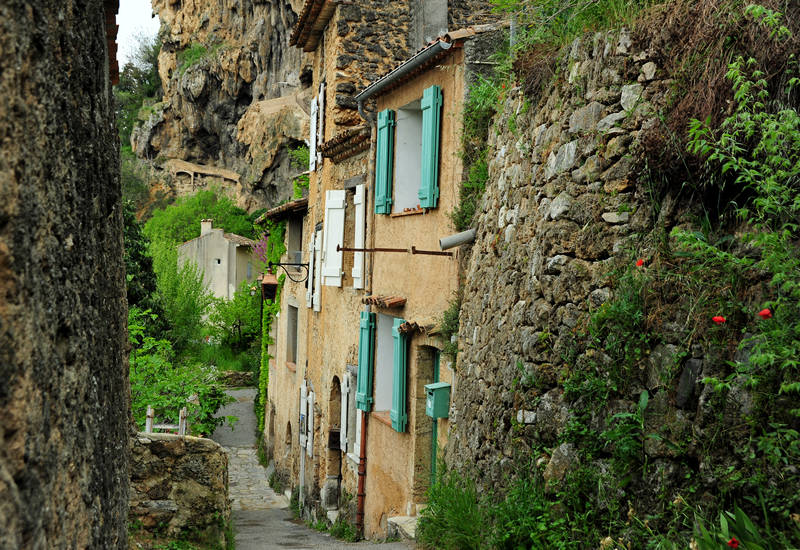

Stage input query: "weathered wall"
[
  {"left": 0, "top": 1, "right": 129, "bottom": 548},
  {"left": 130, "top": 434, "right": 230, "bottom": 547},
  {"left": 448, "top": 29, "right": 674, "bottom": 485}
]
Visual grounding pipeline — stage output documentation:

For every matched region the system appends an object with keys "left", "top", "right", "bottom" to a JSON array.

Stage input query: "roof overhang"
[
  {"left": 254, "top": 197, "right": 309, "bottom": 224},
  {"left": 289, "top": 0, "right": 338, "bottom": 52}
]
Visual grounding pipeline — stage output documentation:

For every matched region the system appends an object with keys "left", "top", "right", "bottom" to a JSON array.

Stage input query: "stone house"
[
  {"left": 178, "top": 219, "right": 258, "bottom": 300},
  {"left": 261, "top": 0, "right": 502, "bottom": 538}
]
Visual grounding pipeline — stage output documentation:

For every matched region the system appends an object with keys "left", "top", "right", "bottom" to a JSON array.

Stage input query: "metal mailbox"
[{"left": 425, "top": 382, "right": 451, "bottom": 419}]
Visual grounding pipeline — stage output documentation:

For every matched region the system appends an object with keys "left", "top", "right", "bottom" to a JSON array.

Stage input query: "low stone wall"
[
  {"left": 129, "top": 433, "right": 230, "bottom": 547},
  {"left": 218, "top": 369, "right": 255, "bottom": 387}
]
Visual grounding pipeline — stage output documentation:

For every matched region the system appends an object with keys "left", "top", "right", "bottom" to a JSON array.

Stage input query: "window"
[
  {"left": 374, "top": 85, "right": 443, "bottom": 215},
  {"left": 355, "top": 311, "right": 408, "bottom": 433},
  {"left": 287, "top": 305, "right": 298, "bottom": 364},
  {"left": 287, "top": 216, "right": 303, "bottom": 265}
]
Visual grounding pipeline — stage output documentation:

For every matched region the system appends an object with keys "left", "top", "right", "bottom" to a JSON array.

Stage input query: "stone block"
[
  {"left": 569, "top": 101, "right": 606, "bottom": 133},
  {"left": 621, "top": 83, "right": 643, "bottom": 111},
  {"left": 601, "top": 212, "right": 630, "bottom": 224}
]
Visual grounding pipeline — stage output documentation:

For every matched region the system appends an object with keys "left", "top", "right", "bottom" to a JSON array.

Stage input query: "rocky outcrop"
[
  {"left": 132, "top": 0, "right": 310, "bottom": 211},
  {"left": 130, "top": 434, "right": 230, "bottom": 547},
  {"left": 0, "top": 1, "right": 129, "bottom": 548}
]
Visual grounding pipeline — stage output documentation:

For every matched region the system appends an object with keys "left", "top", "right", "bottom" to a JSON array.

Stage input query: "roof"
[
  {"left": 253, "top": 197, "right": 309, "bottom": 224},
  {"left": 354, "top": 23, "right": 507, "bottom": 103},
  {"left": 180, "top": 229, "right": 257, "bottom": 248},
  {"left": 289, "top": 0, "right": 338, "bottom": 52},
  {"left": 319, "top": 125, "right": 370, "bottom": 163}
]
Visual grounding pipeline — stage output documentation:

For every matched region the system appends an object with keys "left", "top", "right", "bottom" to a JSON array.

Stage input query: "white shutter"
[
  {"left": 353, "top": 409, "right": 362, "bottom": 458},
  {"left": 317, "top": 82, "right": 326, "bottom": 167},
  {"left": 352, "top": 184, "right": 366, "bottom": 289},
  {"left": 306, "top": 391, "right": 315, "bottom": 457},
  {"left": 322, "top": 190, "right": 345, "bottom": 287},
  {"left": 340, "top": 375, "right": 349, "bottom": 453},
  {"left": 306, "top": 233, "right": 315, "bottom": 308},
  {"left": 309, "top": 97, "right": 318, "bottom": 172},
  {"left": 299, "top": 381, "right": 308, "bottom": 448},
  {"left": 313, "top": 229, "right": 322, "bottom": 311}
]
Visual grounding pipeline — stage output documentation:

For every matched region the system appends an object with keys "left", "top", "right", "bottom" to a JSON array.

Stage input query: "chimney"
[{"left": 201, "top": 219, "right": 213, "bottom": 235}]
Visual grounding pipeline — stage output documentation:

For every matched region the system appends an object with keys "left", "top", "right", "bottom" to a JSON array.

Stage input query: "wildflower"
[
  {"left": 636, "top": 258, "right": 644, "bottom": 267},
  {"left": 712, "top": 316, "right": 726, "bottom": 324},
  {"left": 501, "top": 83, "right": 505, "bottom": 89},
  {"left": 727, "top": 537, "right": 739, "bottom": 548},
  {"left": 758, "top": 308, "right": 772, "bottom": 319}
]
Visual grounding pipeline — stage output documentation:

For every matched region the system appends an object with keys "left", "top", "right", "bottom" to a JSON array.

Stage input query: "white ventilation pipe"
[{"left": 439, "top": 228, "right": 477, "bottom": 250}]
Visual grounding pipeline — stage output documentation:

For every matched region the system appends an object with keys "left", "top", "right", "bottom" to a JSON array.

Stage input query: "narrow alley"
[{"left": 212, "top": 389, "right": 415, "bottom": 549}]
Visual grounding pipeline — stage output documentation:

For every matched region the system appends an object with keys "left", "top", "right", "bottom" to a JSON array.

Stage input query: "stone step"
[{"left": 387, "top": 515, "right": 417, "bottom": 540}]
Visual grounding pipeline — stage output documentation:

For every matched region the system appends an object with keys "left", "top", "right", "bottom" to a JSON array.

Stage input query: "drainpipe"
[{"left": 356, "top": 410, "right": 368, "bottom": 534}]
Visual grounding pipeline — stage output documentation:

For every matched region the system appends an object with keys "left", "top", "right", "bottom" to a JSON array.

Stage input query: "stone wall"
[
  {"left": 0, "top": 1, "right": 130, "bottom": 548},
  {"left": 447, "top": 29, "right": 679, "bottom": 485},
  {"left": 130, "top": 434, "right": 230, "bottom": 547}
]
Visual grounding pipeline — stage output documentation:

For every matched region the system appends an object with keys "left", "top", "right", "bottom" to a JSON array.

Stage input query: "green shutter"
[
  {"left": 419, "top": 85, "right": 443, "bottom": 209},
  {"left": 390, "top": 318, "right": 408, "bottom": 432},
  {"left": 356, "top": 311, "right": 376, "bottom": 411},
  {"left": 375, "top": 109, "right": 395, "bottom": 214}
]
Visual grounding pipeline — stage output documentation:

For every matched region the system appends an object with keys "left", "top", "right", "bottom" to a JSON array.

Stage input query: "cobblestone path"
[{"left": 211, "top": 387, "right": 415, "bottom": 549}]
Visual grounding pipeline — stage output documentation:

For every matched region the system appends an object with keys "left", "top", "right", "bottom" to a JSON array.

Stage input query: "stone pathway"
[{"left": 211, "top": 387, "right": 415, "bottom": 550}]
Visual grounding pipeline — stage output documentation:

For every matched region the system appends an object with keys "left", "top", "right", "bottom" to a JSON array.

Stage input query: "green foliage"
[
  {"left": 208, "top": 280, "right": 261, "bottom": 354},
  {"left": 177, "top": 42, "right": 226, "bottom": 75},
  {"left": 144, "top": 189, "right": 255, "bottom": 245},
  {"left": 601, "top": 390, "right": 649, "bottom": 471},
  {"left": 439, "top": 291, "right": 462, "bottom": 361},
  {"left": 328, "top": 516, "right": 358, "bottom": 542},
  {"left": 288, "top": 145, "right": 310, "bottom": 199},
  {"left": 453, "top": 76, "right": 501, "bottom": 231},
  {"left": 417, "top": 469, "right": 488, "bottom": 549},
  {"left": 121, "top": 148, "right": 152, "bottom": 207},
  {"left": 128, "top": 307, "right": 234, "bottom": 435},
  {"left": 693, "top": 504, "right": 799, "bottom": 550},
  {"left": 114, "top": 32, "right": 162, "bottom": 147},
  {"left": 123, "top": 201, "right": 161, "bottom": 313}
]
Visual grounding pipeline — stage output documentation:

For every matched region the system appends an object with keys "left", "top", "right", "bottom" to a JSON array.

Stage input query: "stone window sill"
[
  {"left": 390, "top": 208, "right": 426, "bottom": 218},
  {"left": 371, "top": 410, "right": 392, "bottom": 427}
]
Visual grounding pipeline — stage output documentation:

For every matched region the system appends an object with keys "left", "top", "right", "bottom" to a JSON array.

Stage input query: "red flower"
[
  {"left": 728, "top": 537, "right": 739, "bottom": 548},
  {"left": 636, "top": 259, "right": 644, "bottom": 267},
  {"left": 712, "top": 316, "right": 726, "bottom": 325},
  {"left": 758, "top": 308, "right": 773, "bottom": 319}
]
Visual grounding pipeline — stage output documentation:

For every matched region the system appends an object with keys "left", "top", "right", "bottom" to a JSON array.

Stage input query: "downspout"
[{"left": 356, "top": 410, "right": 368, "bottom": 533}]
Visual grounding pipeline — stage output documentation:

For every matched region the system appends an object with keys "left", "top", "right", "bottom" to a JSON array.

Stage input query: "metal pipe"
[
  {"left": 337, "top": 244, "right": 453, "bottom": 256},
  {"left": 439, "top": 228, "right": 477, "bottom": 250},
  {"left": 356, "top": 40, "right": 454, "bottom": 123},
  {"left": 356, "top": 410, "right": 368, "bottom": 534}
]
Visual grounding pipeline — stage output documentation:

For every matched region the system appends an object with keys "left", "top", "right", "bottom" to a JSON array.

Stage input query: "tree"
[{"left": 114, "top": 31, "right": 162, "bottom": 149}]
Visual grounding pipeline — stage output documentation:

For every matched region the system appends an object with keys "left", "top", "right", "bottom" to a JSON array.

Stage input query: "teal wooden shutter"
[
  {"left": 356, "top": 311, "right": 376, "bottom": 411},
  {"left": 375, "top": 109, "right": 395, "bottom": 214},
  {"left": 390, "top": 318, "right": 408, "bottom": 432},
  {"left": 419, "top": 85, "right": 443, "bottom": 209}
]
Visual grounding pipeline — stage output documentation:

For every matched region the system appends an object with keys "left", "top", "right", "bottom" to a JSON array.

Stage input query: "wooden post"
[
  {"left": 178, "top": 407, "right": 187, "bottom": 436},
  {"left": 145, "top": 406, "right": 154, "bottom": 433}
]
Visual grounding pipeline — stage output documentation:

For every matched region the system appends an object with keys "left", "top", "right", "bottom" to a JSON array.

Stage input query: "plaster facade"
[{"left": 178, "top": 220, "right": 257, "bottom": 300}]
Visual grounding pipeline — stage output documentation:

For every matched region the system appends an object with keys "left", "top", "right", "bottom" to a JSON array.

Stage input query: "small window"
[
  {"left": 393, "top": 100, "right": 423, "bottom": 213},
  {"left": 216, "top": 258, "right": 222, "bottom": 265},
  {"left": 287, "top": 216, "right": 303, "bottom": 265},
  {"left": 374, "top": 313, "right": 395, "bottom": 411},
  {"left": 287, "top": 305, "right": 299, "bottom": 364}
]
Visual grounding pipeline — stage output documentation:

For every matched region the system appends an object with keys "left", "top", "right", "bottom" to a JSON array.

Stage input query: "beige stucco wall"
[{"left": 178, "top": 227, "right": 257, "bottom": 300}]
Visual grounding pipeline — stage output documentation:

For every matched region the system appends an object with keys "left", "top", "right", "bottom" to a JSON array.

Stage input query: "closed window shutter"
[
  {"left": 309, "top": 97, "right": 318, "bottom": 172},
  {"left": 317, "top": 82, "right": 325, "bottom": 167},
  {"left": 352, "top": 184, "right": 366, "bottom": 289},
  {"left": 299, "top": 380, "right": 307, "bottom": 447},
  {"left": 306, "top": 391, "right": 315, "bottom": 457},
  {"left": 305, "top": 232, "right": 315, "bottom": 308},
  {"left": 390, "top": 318, "right": 408, "bottom": 432},
  {"left": 374, "top": 109, "right": 395, "bottom": 214},
  {"left": 340, "top": 375, "right": 349, "bottom": 453},
  {"left": 355, "top": 311, "right": 375, "bottom": 411},
  {"left": 419, "top": 85, "right": 443, "bottom": 209},
  {"left": 322, "top": 190, "right": 345, "bottom": 287},
  {"left": 313, "top": 229, "right": 322, "bottom": 311}
]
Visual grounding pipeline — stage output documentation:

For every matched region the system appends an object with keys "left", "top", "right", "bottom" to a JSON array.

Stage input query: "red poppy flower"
[
  {"left": 712, "top": 316, "right": 726, "bottom": 325},
  {"left": 727, "top": 537, "right": 739, "bottom": 548},
  {"left": 758, "top": 308, "right": 772, "bottom": 319},
  {"left": 636, "top": 259, "right": 644, "bottom": 267}
]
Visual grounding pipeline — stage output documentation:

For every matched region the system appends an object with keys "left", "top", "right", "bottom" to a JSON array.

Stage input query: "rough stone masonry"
[{"left": 0, "top": 1, "right": 130, "bottom": 548}]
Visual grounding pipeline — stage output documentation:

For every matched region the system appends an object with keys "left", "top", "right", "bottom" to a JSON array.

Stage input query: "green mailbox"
[{"left": 425, "top": 382, "right": 451, "bottom": 419}]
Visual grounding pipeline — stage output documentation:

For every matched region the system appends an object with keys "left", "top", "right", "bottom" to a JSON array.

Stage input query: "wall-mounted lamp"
[
  {"left": 261, "top": 270, "right": 280, "bottom": 302},
  {"left": 267, "top": 261, "right": 310, "bottom": 283}
]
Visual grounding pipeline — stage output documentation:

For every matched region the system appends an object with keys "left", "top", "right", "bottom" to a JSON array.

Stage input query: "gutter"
[{"left": 355, "top": 40, "right": 453, "bottom": 123}]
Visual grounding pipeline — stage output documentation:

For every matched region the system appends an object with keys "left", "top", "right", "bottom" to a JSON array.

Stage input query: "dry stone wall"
[
  {"left": 130, "top": 434, "right": 230, "bottom": 547},
  {"left": 0, "top": 1, "right": 129, "bottom": 548},
  {"left": 447, "top": 30, "right": 679, "bottom": 487}
]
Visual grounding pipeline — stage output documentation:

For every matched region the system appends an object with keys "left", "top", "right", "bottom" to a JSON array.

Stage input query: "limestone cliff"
[{"left": 133, "top": 0, "right": 311, "bottom": 211}]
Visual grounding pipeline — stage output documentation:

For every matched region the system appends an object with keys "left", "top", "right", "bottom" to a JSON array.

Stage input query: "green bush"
[{"left": 417, "top": 469, "right": 488, "bottom": 549}]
